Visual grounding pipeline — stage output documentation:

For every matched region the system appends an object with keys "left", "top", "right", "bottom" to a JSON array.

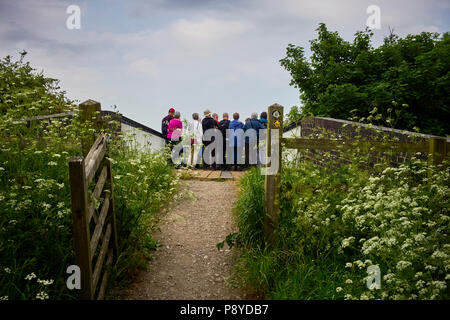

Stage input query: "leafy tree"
[
  {"left": 280, "top": 23, "right": 450, "bottom": 136},
  {"left": 0, "top": 51, "right": 72, "bottom": 118}
]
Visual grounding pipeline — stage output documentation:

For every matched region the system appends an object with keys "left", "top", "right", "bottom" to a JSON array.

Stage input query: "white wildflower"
[
  {"left": 425, "top": 265, "right": 437, "bottom": 271},
  {"left": 42, "top": 203, "right": 51, "bottom": 210},
  {"left": 396, "top": 260, "right": 412, "bottom": 271},
  {"left": 431, "top": 250, "right": 448, "bottom": 260},
  {"left": 37, "top": 279, "right": 54, "bottom": 286},
  {"left": 432, "top": 281, "right": 447, "bottom": 291},
  {"left": 341, "top": 236, "right": 355, "bottom": 248},
  {"left": 25, "top": 272, "right": 37, "bottom": 280},
  {"left": 35, "top": 291, "right": 49, "bottom": 300}
]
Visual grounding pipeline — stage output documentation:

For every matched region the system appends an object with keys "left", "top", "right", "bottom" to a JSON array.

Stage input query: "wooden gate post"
[
  {"left": 68, "top": 157, "right": 94, "bottom": 300},
  {"left": 428, "top": 136, "right": 448, "bottom": 178},
  {"left": 264, "top": 104, "right": 283, "bottom": 244},
  {"left": 79, "top": 99, "right": 102, "bottom": 157},
  {"left": 429, "top": 137, "right": 447, "bottom": 165}
]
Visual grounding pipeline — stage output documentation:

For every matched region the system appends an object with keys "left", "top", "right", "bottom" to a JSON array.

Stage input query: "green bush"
[
  {"left": 0, "top": 54, "right": 179, "bottom": 300},
  {"left": 228, "top": 150, "right": 449, "bottom": 300},
  {"left": 280, "top": 24, "right": 450, "bottom": 135}
]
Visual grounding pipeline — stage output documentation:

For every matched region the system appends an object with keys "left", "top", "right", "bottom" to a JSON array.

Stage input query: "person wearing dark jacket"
[
  {"left": 218, "top": 113, "right": 231, "bottom": 170},
  {"left": 202, "top": 109, "right": 218, "bottom": 169},
  {"left": 161, "top": 107, "right": 175, "bottom": 144},
  {"left": 259, "top": 111, "right": 268, "bottom": 128},
  {"left": 243, "top": 112, "right": 265, "bottom": 167}
]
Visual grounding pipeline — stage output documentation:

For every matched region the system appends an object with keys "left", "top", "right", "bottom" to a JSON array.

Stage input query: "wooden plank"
[
  {"left": 190, "top": 170, "right": 204, "bottom": 177},
  {"left": 23, "top": 111, "right": 74, "bottom": 122},
  {"left": 68, "top": 157, "right": 94, "bottom": 300},
  {"left": 264, "top": 104, "right": 283, "bottom": 244},
  {"left": 92, "top": 223, "right": 112, "bottom": 290},
  {"left": 90, "top": 196, "right": 110, "bottom": 260},
  {"left": 85, "top": 135, "right": 107, "bottom": 185},
  {"left": 84, "top": 134, "right": 105, "bottom": 166},
  {"left": 87, "top": 204, "right": 96, "bottom": 225},
  {"left": 92, "top": 165, "right": 108, "bottom": 201},
  {"left": 106, "top": 157, "right": 119, "bottom": 258},
  {"left": 97, "top": 248, "right": 114, "bottom": 300},
  {"left": 196, "top": 170, "right": 213, "bottom": 179},
  {"left": 88, "top": 165, "right": 108, "bottom": 223},
  {"left": 231, "top": 171, "right": 246, "bottom": 179},
  {"left": 283, "top": 138, "right": 429, "bottom": 153},
  {"left": 207, "top": 170, "right": 222, "bottom": 179}
]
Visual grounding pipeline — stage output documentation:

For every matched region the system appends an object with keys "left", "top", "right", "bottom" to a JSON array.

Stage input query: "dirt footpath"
[{"left": 116, "top": 180, "right": 246, "bottom": 300}]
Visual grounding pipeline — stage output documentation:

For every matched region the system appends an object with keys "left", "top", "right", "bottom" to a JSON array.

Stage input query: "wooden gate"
[{"left": 68, "top": 100, "right": 118, "bottom": 300}]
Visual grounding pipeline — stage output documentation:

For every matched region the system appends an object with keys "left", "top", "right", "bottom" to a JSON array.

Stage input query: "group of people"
[{"left": 161, "top": 107, "right": 268, "bottom": 170}]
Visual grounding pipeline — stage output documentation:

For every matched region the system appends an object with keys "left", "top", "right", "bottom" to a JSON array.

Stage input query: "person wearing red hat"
[{"left": 162, "top": 107, "right": 175, "bottom": 144}]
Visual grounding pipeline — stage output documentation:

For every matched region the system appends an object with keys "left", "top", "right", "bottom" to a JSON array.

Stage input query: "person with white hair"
[
  {"left": 187, "top": 112, "right": 203, "bottom": 168},
  {"left": 243, "top": 112, "right": 265, "bottom": 167}
]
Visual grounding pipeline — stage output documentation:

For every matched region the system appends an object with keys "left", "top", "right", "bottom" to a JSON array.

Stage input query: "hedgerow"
[{"left": 0, "top": 53, "right": 179, "bottom": 300}]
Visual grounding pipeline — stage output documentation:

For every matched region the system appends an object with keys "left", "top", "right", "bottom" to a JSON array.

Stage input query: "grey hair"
[
  {"left": 192, "top": 112, "right": 199, "bottom": 120},
  {"left": 251, "top": 112, "right": 258, "bottom": 119},
  {"left": 174, "top": 111, "right": 181, "bottom": 119}
]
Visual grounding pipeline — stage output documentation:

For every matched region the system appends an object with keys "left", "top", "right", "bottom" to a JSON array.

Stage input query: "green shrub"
[
  {"left": 228, "top": 149, "right": 449, "bottom": 300},
  {"left": 0, "top": 54, "right": 178, "bottom": 300},
  {"left": 233, "top": 168, "right": 266, "bottom": 249}
]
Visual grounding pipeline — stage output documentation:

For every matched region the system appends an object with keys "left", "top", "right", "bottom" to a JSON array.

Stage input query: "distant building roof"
[{"left": 101, "top": 111, "right": 164, "bottom": 138}]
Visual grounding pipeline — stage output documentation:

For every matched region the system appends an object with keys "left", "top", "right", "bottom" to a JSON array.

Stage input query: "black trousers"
[
  {"left": 202, "top": 141, "right": 216, "bottom": 168},
  {"left": 245, "top": 142, "right": 259, "bottom": 167}
]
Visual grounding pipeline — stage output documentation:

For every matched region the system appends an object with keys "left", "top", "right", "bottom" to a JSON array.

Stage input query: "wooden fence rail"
[
  {"left": 264, "top": 104, "right": 449, "bottom": 243},
  {"left": 68, "top": 100, "right": 118, "bottom": 300}
]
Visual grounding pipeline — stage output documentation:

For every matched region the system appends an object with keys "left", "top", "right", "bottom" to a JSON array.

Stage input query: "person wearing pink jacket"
[
  {"left": 167, "top": 111, "right": 183, "bottom": 142},
  {"left": 167, "top": 111, "right": 183, "bottom": 165}
]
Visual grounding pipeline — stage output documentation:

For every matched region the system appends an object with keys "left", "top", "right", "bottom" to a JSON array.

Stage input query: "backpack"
[{"left": 161, "top": 115, "right": 172, "bottom": 137}]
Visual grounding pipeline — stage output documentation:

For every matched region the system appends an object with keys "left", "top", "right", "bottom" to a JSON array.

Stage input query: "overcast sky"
[{"left": 1, "top": 0, "right": 449, "bottom": 130}]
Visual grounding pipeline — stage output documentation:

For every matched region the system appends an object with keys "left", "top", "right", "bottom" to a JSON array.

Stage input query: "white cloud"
[{"left": 128, "top": 57, "right": 158, "bottom": 76}]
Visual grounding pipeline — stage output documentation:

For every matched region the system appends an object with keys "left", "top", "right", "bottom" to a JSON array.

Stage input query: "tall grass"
[
  {"left": 0, "top": 54, "right": 179, "bottom": 300},
  {"left": 227, "top": 148, "right": 449, "bottom": 300}
]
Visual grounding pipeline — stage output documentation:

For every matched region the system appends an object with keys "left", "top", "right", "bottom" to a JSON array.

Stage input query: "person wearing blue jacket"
[
  {"left": 259, "top": 111, "right": 268, "bottom": 128},
  {"left": 228, "top": 112, "right": 244, "bottom": 171},
  {"left": 244, "top": 112, "right": 265, "bottom": 167}
]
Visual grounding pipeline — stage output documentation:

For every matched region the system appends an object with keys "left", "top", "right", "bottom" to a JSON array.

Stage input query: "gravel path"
[{"left": 116, "top": 180, "right": 247, "bottom": 300}]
